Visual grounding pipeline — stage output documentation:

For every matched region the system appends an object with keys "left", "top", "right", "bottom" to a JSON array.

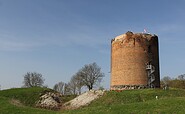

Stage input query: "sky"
[{"left": 0, "top": 0, "right": 185, "bottom": 90}]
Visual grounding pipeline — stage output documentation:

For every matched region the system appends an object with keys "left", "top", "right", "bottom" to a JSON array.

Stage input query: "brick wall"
[{"left": 110, "top": 32, "right": 160, "bottom": 90}]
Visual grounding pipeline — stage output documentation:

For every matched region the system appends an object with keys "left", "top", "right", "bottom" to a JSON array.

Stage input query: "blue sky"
[{"left": 0, "top": 0, "right": 185, "bottom": 90}]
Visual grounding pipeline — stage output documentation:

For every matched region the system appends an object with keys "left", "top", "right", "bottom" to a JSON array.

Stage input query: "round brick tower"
[{"left": 110, "top": 31, "right": 160, "bottom": 90}]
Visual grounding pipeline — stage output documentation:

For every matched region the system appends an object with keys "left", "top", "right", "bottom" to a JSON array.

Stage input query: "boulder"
[{"left": 36, "top": 92, "right": 62, "bottom": 110}]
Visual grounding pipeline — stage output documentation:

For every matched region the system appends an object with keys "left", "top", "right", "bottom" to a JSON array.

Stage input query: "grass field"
[{"left": 0, "top": 87, "right": 185, "bottom": 114}]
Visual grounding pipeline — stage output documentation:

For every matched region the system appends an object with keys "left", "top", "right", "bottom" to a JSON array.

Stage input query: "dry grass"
[{"left": 9, "top": 99, "right": 24, "bottom": 107}]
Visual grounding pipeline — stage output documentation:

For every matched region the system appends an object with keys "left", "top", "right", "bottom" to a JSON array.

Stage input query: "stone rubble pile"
[
  {"left": 63, "top": 90, "right": 105, "bottom": 109},
  {"left": 36, "top": 92, "right": 62, "bottom": 110}
]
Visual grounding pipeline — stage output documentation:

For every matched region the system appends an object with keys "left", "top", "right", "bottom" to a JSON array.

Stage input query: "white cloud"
[
  {"left": 0, "top": 40, "right": 40, "bottom": 51},
  {"left": 0, "top": 32, "right": 44, "bottom": 51}
]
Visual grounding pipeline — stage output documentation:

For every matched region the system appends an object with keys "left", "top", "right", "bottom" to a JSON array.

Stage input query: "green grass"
[
  {"left": 0, "top": 87, "right": 52, "bottom": 106},
  {"left": 0, "top": 96, "right": 59, "bottom": 114},
  {"left": 65, "top": 97, "right": 185, "bottom": 114},
  {"left": 90, "top": 88, "right": 185, "bottom": 106},
  {"left": 64, "top": 88, "right": 185, "bottom": 114},
  {"left": 0, "top": 87, "right": 60, "bottom": 114},
  {"left": 1, "top": 88, "right": 185, "bottom": 114}
]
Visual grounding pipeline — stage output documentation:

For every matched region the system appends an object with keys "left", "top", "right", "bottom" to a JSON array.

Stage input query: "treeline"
[
  {"left": 161, "top": 74, "right": 185, "bottom": 89},
  {"left": 22, "top": 62, "right": 104, "bottom": 95}
]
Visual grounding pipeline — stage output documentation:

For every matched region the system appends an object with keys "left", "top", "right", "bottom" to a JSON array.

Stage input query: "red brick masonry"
[{"left": 110, "top": 31, "right": 160, "bottom": 90}]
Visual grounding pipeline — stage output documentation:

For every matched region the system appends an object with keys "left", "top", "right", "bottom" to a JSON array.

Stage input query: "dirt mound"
[{"left": 62, "top": 90, "right": 105, "bottom": 109}]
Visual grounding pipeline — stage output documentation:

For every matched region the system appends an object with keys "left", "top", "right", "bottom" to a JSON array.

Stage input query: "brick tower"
[{"left": 110, "top": 31, "right": 160, "bottom": 90}]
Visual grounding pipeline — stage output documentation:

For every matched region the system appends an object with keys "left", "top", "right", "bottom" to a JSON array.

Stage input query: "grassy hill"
[
  {"left": 66, "top": 88, "right": 185, "bottom": 114},
  {"left": 0, "top": 87, "right": 59, "bottom": 114},
  {"left": 0, "top": 87, "right": 51, "bottom": 106},
  {"left": 1, "top": 88, "right": 185, "bottom": 114}
]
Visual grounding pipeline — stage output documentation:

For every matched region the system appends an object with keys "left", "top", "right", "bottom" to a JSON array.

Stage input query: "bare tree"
[
  {"left": 161, "top": 76, "right": 171, "bottom": 85},
  {"left": 177, "top": 74, "right": 185, "bottom": 88},
  {"left": 76, "top": 62, "right": 104, "bottom": 90},
  {"left": 63, "top": 83, "right": 72, "bottom": 95},
  {"left": 23, "top": 72, "right": 45, "bottom": 87},
  {"left": 178, "top": 74, "right": 185, "bottom": 80},
  {"left": 160, "top": 74, "right": 185, "bottom": 89},
  {"left": 74, "top": 74, "right": 84, "bottom": 94},
  {"left": 53, "top": 82, "right": 71, "bottom": 95},
  {"left": 68, "top": 77, "right": 77, "bottom": 95},
  {"left": 68, "top": 74, "right": 84, "bottom": 95},
  {"left": 53, "top": 81, "right": 65, "bottom": 94}
]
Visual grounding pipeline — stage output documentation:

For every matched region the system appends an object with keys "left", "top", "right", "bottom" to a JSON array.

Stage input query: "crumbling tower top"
[{"left": 112, "top": 31, "right": 157, "bottom": 43}]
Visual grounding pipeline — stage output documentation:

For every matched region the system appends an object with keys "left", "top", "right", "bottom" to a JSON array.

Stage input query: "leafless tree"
[
  {"left": 161, "top": 76, "right": 171, "bottom": 85},
  {"left": 68, "top": 77, "right": 77, "bottom": 95},
  {"left": 68, "top": 74, "right": 84, "bottom": 95},
  {"left": 178, "top": 74, "right": 185, "bottom": 80},
  {"left": 63, "top": 83, "right": 72, "bottom": 95},
  {"left": 23, "top": 72, "right": 45, "bottom": 87},
  {"left": 160, "top": 74, "right": 185, "bottom": 89},
  {"left": 53, "top": 82, "right": 71, "bottom": 95},
  {"left": 74, "top": 74, "right": 84, "bottom": 94},
  {"left": 177, "top": 74, "right": 185, "bottom": 88},
  {"left": 53, "top": 81, "right": 65, "bottom": 94},
  {"left": 76, "top": 62, "right": 104, "bottom": 90}
]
